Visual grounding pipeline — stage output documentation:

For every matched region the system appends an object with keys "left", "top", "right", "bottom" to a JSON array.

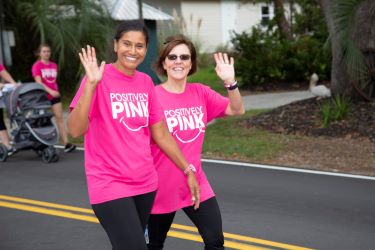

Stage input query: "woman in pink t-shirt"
[
  {"left": 0, "top": 64, "right": 17, "bottom": 152},
  {"left": 147, "top": 35, "right": 245, "bottom": 250},
  {"left": 67, "top": 21, "right": 200, "bottom": 250},
  {"left": 32, "top": 44, "right": 76, "bottom": 153}
]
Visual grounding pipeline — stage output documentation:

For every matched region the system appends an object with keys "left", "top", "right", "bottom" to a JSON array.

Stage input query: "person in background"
[
  {"left": 0, "top": 63, "right": 18, "bottom": 152},
  {"left": 67, "top": 21, "right": 200, "bottom": 250},
  {"left": 32, "top": 44, "right": 76, "bottom": 153},
  {"left": 147, "top": 34, "right": 245, "bottom": 250}
]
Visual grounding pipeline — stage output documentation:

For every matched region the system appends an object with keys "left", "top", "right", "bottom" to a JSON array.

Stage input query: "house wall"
[
  {"left": 180, "top": 0, "right": 276, "bottom": 51},
  {"left": 181, "top": 1, "right": 222, "bottom": 51},
  {"left": 221, "top": 0, "right": 237, "bottom": 46},
  {"left": 236, "top": 2, "right": 273, "bottom": 33},
  {"left": 145, "top": 0, "right": 295, "bottom": 52}
]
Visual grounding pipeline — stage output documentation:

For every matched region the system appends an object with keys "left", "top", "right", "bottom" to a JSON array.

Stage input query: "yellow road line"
[
  {"left": 167, "top": 230, "right": 271, "bottom": 250},
  {"left": 0, "top": 195, "right": 314, "bottom": 250},
  {"left": 0, "top": 200, "right": 98, "bottom": 223},
  {"left": 0, "top": 194, "right": 94, "bottom": 214},
  {"left": 0, "top": 200, "right": 262, "bottom": 249},
  {"left": 171, "top": 224, "right": 313, "bottom": 250}
]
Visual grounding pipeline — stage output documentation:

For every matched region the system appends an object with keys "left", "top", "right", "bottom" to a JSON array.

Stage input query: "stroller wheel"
[
  {"left": 35, "top": 149, "right": 43, "bottom": 157},
  {"left": 51, "top": 153, "right": 59, "bottom": 162},
  {"left": 42, "top": 146, "right": 57, "bottom": 163},
  {"left": 0, "top": 144, "right": 8, "bottom": 162}
]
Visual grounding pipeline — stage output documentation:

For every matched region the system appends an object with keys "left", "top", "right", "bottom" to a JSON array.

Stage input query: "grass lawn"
[
  {"left": 188, "top": 67, "right": 227, "bottom": 95},
  {"left": 67, "top": 110, "right": 288, "bottom": 164},
  {"left": 203, "top": 110, "right": 288, "bottom": 162}
]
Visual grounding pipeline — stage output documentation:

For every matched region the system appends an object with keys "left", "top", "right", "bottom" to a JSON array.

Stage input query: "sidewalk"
[{"left": 242, "top": 90, "right": 314, "bottom": 110}]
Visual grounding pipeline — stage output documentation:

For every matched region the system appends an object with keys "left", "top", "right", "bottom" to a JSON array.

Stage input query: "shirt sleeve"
[
  {"left": 70, "top": 76, "right": 90, "bottom": 111},
  {"left": 0, "top": 64, "right": 5, "bottom": 72},
  {"left": 147, "top": 79, "right": 164, "bottom": 126},
  {"left": 203, "top": 85, "right": 230, "bottom": 123},
  {"left": 53, "top": 62, "right": 59, "bottom": 78},
  {"left": 31, "top": 62, "right": 41, "bottom": 78}
]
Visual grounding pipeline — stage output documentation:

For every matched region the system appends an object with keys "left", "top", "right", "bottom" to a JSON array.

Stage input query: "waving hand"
[
  {"left": 79, "top": 45, "right": 105, "bottom": 88},
  {"left": 214, "top": 52, "right": 235, "bottom": 85}
]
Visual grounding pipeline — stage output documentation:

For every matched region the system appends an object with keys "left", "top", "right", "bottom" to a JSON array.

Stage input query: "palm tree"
[
  {"left": 318, "top": 0, "right": 375, "bottom": 100},
  {"left": 3, "top": 0, "right": 114, "bottom": 92}
]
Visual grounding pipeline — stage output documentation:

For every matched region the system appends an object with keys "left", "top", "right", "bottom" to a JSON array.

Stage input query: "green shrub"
[
  {"left": 231, "top": 28, "right": 330, "bottom": 88},
  {"left": 231, "top": 0, "right": 330, "bottom": 89},
  {"left": 332, "top": 95, "right": 351, "bottom": 120},
  {"left": 320, "top": 95, "right": 351, "bottom": 127},
  {"left": 320, "top": 101, "right": 332, "bottom": 128}
]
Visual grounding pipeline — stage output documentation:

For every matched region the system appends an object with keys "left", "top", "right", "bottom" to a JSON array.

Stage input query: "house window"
[{"left": 261, "top": 6, "right": 270, "bottom": 26}]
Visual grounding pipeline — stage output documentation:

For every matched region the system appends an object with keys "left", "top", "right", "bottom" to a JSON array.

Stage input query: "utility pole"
[{"left": 137, "top": 0, "right": 143, "bottom": 22}]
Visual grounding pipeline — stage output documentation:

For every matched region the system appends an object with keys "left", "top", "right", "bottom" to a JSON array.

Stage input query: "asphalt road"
[{"left": 0, "top": 149, "right": 374, "bottom": 250}]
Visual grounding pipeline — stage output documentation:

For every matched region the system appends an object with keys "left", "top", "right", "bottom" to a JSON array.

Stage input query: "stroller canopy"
[{"left": 6, "top": 83, "right": 51, "bottom": 116}]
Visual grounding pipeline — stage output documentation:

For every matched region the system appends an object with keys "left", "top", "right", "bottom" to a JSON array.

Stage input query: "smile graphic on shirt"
[
  {"left": 41, "top": 68, "right": 57, "bottom": 84},
  {"left": 164, "top": 106, "right": 205, "bottom": 143},
  {"left": 110, "top": 92, "right": 149, "bottom": 131}
]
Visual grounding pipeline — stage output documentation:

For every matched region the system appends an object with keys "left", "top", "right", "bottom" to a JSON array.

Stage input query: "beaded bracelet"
[
  {"left": 224, "top": 80, "right": 237, "bottom": 88},
  {"left": 224, "top": 81, "right": 238, "bottom": 91},
  {"left": 184, "top": 164, "right": 196, "bottom": 175},
  {"left": 227, "top": 84, "right": 238, "bottom": 90}
]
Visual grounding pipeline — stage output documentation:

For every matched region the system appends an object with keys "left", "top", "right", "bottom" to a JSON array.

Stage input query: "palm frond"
[
  {"left": 8, "top": 0, "right": 114, "bottom": 92},
  {"left": 333, "top": 0, "right": 368, "bottom": 82},
  {"left": 344, "top": 39, "right": 369, "bottom": 80},
  {"left": 14, "top": 0, "right": 112, "bottom": 69},
  {"left": 323, "top": 34, "right": 331, "bottom": 55}
]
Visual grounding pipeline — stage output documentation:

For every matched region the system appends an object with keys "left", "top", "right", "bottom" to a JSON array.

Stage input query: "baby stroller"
[{"left": 0, "top": 83, "right": 59, "bottom": 163}]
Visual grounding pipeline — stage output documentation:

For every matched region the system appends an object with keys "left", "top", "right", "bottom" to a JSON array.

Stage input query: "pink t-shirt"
[
  {"left": 151, "top": 83, "right": 229, "bottom": 213},
  {"left": 31, "top": 60, "right": 59, "bottom": 100},
  {"left": 70, "top": 64, "right": 164, "bottom": 204},
  {"left": 0, "top": 64, "right": 4, "bottom": 72}
]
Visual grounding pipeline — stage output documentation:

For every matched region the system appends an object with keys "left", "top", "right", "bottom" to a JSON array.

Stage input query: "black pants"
[
  {"left": 147, "top": 197, "right": 224, "bottom": 250},
  {"left": 0, "top": 108, "right": 6, "bottom": 130},
  {"left": 92, "top": 191, "right": 156, "bottom": 250}
]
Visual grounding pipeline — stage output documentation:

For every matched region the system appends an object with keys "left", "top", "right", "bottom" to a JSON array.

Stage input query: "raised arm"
[
  {"left": 67, "top": 45, "right": 105, "bottom": 138},
  {"left": 214, "top": 53, "right": 245, "bottom": 116},
  {"left": 151, "top": 121, "right": 200, "bottom": 209},
  {"left": 0, "top": 68, "right": 16, "bottom": 84}
]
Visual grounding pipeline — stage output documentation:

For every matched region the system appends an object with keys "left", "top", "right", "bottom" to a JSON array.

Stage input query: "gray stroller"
[{"left": 0, "top": 83, "right": 59, "bottom": 163}]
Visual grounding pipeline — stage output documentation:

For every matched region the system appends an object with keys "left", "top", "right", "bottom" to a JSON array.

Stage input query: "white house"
[{"left": 143, "top": 0, "right": 295, "bottom": 52}]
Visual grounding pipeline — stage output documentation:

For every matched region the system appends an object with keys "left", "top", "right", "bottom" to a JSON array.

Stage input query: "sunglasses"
[{"left": 166, "top": 54, "right": 191, "bottom": 61}]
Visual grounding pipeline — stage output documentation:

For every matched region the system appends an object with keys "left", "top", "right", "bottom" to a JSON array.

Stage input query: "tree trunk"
[
  {"left": 318, "top": 0, "right": 375, "bottom": 98},
  {"left": 318, "top": 0, "right": 352, "bottom": 96},
  {"left": 352, "top": 1, "right": 375, "bottom": 51},
  {"left": 273, "top": 0, "right": 293, "bottom": 40},
  {"left": 351, "top": 1, "right": 375, "bottom": 100}
]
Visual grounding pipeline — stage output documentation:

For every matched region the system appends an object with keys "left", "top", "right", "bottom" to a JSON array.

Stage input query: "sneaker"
[
  {"left": 64, "top": 143, "right": 76, "bottom": 153},
  {"left": 7, "top": 146, "right": 16, "bottom": 156}
]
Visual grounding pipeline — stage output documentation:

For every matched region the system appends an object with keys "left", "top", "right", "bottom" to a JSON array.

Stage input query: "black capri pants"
[
  {"left": 92, "top": 191, "right": 156, "bottom": 250},
  {"left": 0, "top": 108, "right": 7, "bottom": 130},
  {"left": 50, "top": 97, "right": 61, "bottom": 106},
  {"left": 147, "top": 197, "right": 224, "bottom": 250}
]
